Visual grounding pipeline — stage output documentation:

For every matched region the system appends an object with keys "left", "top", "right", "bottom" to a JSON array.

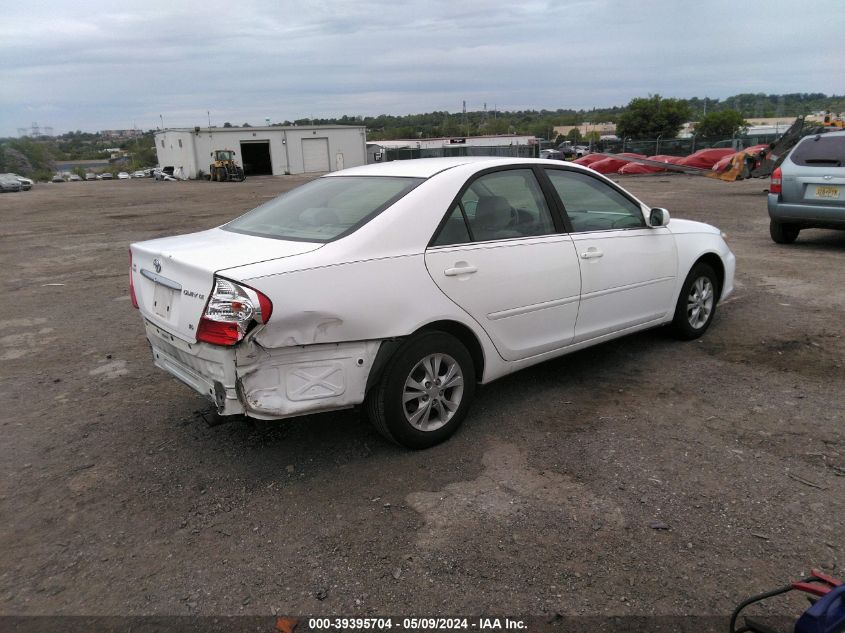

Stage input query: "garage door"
[
  {"left": 239, "top": 141, "right": 272, "bottom": 175},
  {"left": 302, "top": 138, "right": 330, "bottom": 172}
]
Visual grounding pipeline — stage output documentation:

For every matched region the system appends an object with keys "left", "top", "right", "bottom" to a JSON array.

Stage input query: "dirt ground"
[{"left": 0, "top": 172, "right": 842, "bottom": 624}]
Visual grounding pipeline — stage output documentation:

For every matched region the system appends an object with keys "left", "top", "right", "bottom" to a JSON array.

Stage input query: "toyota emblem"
[{"left": 153, "top": 258, "right": 162, "bottom": 273}]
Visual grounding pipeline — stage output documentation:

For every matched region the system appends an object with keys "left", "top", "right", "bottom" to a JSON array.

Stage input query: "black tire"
[
  {"left": 671, "top": 262, "right": 719, "bottom": 340},
  {"left": 770, "top": 219, "right": 799, "bottom": 244},
  {"left": 365, "top": 331, "right": 476, "bottom": 449}
]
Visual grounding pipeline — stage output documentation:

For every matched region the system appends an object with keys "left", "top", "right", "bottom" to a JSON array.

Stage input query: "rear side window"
[
  {"left": 790, "top": 135, "right": 845, "bottom": 166},
  {"left": 224, "top": 176, "right": 423, "bottom": 242},
  {"left": 431, "top": 169, "right": 555, "bottom": 245}
]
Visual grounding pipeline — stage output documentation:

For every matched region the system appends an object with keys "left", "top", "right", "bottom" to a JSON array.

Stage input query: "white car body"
[
  {"left": 130, "top": 157, "right": 735, "bottom": 444},
  {"left": 118, "top": 172, "right": 130, "bottom": 180}
]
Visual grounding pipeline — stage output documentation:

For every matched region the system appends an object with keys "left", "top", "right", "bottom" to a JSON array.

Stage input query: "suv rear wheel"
[{"left": 770, "top": 220, "right": 800, "bottom": 244}]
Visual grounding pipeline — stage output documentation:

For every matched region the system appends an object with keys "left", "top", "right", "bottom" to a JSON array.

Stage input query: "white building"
[{"left": 154, "top": 125, "right": 367, "bottom": 179}]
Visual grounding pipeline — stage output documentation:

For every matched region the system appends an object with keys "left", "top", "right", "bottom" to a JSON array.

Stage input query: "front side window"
[
  {"left": 546, "top": 169, "right": 645, "bottom": 232},
  {"left": 225, "top": 176, "right": 422, "bottom": 242},
  {"left": 432, "top": 169, "right": 555, "bottom": 245}
]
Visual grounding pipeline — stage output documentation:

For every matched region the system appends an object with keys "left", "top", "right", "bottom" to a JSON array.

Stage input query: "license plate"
[
  {"left": 152, "top": 283, "right": 175, "bottom": 318},
  {"left": 815, "top": 185, "right": 841, "bottom": 199}
]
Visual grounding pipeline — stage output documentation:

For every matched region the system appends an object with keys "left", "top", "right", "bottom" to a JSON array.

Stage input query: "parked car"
[
  {"left": 0, "top": 174, "right": 23, "bottom": 192},
  {"left": 130, "top": 157, "right": 735, "bottom": 448},
  {"left": 154, "top": 166, "right": 175, "bottom": 180},
  {"left": 117, "top": 172, "right": 131, "bottom": 180},
  {"left": 768, "top": 130, "right": 845, "bottom": 243},
  {"left": 85, "top": 173, "right": 96, "bottom": 181},
  {"left": 132, "top": 170, "right": 146, "bottom": 178},
  {"left": 68, "top": 174, "right": 83, "bottom": 182},
  {"left": 51, "top": 174, "right": 65, "bottom": 183},
  {"left": 557, "top": 142, "right": 590, "bottom": 158},
  {"left": 98, "top": 172, "right": 114, "bottom": 180},
  {"left": 6, "top": 173, "right": 33, "bottom": 190},
  {"left": 539, "top": 149, "right": 564, "bottom": 160}
]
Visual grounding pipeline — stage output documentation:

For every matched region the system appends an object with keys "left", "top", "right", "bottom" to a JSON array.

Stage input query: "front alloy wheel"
[
  {"left": 671, "top": 262, "right": 719, "bottom": 340},
  {"left": 686, "top": 276, "right": 714, "bottom": 330},
  {"left": 366, "top": 331, "right": 475, "bottom": 449}
]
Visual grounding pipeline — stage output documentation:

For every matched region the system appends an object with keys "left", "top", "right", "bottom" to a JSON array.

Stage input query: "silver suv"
[{"left": 768, "top": 130, "right": 845, "bottom": 243}]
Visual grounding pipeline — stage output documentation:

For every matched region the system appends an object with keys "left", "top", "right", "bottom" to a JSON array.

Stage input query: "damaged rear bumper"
[
  {"left": 145, "top": 320, "right": 380, "bottom": 420},
  {"left": 146, "top": 321, "right": 243, "bottom": 415}
]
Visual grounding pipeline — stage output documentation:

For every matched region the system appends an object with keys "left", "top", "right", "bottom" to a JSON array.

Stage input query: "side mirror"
[{"left": 649, "top": 207, "right": 670, "bottom": 227}]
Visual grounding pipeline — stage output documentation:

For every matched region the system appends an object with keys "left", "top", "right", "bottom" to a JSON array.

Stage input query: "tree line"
[{"left": 2, "top": 92, "right": 842, "bottom": 178}]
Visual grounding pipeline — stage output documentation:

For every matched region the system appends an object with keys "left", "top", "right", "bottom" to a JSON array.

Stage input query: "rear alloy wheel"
[
  {"left": 366, "top": 331, "right": 475, "bottom": 449},
  {"left": 671, "top": 262, "right": 718, "bottom": 340},
  {"left": 770, "top": 220, "right": 800, "bottom": 244}
]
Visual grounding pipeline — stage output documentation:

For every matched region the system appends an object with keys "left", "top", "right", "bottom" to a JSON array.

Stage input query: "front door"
[{"left": 544, "top": 168, "right": 677, "bottom": 343}]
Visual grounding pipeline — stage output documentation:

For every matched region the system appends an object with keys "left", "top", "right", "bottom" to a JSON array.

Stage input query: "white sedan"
[{"left": 130, "top": 157, "right": 735, "bottom": 448}]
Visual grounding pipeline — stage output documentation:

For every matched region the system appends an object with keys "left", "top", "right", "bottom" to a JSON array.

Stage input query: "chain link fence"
[{"left": 594, "top": 132, "right": 784, "bottom": 157}]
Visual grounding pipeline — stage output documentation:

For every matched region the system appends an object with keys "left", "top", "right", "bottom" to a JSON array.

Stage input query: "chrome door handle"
[
  {"left": 444, "top": 265, "right": 478, "bottom": 276},
  {"left": 580, "top": 249, "right": 604, "bottom": 260}
]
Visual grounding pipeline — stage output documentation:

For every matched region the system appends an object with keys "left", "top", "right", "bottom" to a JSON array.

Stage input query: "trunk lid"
[{"left": 131, "top": 228, "right": 321, "bottom": 342}]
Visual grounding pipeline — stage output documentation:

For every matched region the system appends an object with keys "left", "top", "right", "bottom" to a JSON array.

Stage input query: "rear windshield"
[
  {"left": 790, "top": 134, "right": 845, "bottom": 167},
  {"left": 224, "top": 176, "right": 423, "bottom": 242}
]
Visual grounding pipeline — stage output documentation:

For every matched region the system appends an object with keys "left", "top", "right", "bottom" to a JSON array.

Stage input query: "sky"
[{"left": 1, "top": 0, "right": 842, "bottom": 137}]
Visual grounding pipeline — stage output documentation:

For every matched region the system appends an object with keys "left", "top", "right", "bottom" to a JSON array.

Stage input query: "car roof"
[{"left": 324, "top": 156, "right": 590, "bottom": 179}]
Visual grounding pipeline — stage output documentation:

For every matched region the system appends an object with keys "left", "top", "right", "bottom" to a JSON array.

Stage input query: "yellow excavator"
[{"left": 209, "top": 150, "right": 245, "bottom": 182}]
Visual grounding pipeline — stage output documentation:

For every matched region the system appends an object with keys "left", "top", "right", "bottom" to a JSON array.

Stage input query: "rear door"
[
  {"left": 543, "top": 168, "right": 677, "bottom": 343},
  {"left": 425, "top": 167, "right": 581, "bottom": 362}
]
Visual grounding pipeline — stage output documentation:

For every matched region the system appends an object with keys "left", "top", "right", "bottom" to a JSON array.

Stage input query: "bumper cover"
[
  {"left": 145, "top": 320, "right": 380, "bottom": 420},
  {"left": 768, "top": 194, "right": 845, "bottom": 229}
]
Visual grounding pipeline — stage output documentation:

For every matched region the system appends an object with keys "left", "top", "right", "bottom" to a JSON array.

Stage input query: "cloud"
[{"left": 1, "top": 0, "right": 842, "bottom": 136}]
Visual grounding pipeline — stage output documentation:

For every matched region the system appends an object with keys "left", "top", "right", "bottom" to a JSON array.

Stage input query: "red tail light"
[
  {"left": 196, "top": 277, "right": 273, "bottom": 346},
  {"left": 129, "top": 249, "right": 139, "bottom": 309},
  {"left": 196, "top": 319, "right": 242, "bottom": 346},
  {"left": 770, "top": 167, "right": 782, "bottom": 195}
]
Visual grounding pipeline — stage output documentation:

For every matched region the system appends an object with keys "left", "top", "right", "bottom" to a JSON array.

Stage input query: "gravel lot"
[{"left": 1, "top": 173, "right": 842, "bottom": 623}]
